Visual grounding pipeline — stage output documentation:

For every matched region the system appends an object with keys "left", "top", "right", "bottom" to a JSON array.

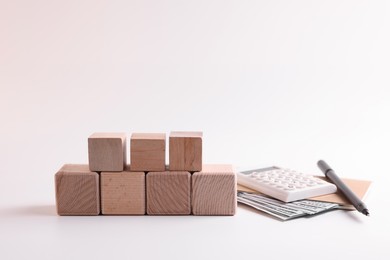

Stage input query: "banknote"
[{"left": 238, "top": 192, "right": 339, "bottom": 220}]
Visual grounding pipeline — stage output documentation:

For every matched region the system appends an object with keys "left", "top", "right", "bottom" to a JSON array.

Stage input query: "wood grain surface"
[
  {"left": 130, "top": 133, "right": 166, "bottom": 171},
  {"left": 88, "top": 132, "right": 126, "bottom": 172},
  {"left": 192, "top": 164, "right": 236, "bottom": 216},
  {"left": 146, "top": 171, "right": 191, "bottom": 215},
  {"left": 101, "top": 169, "right": 145, "bottom": 215},
  {"left": 55, "top": 164, "right": 100, "bottom": 216},
  {"left": 169, "top": 131, "right": 202, "bottom": 171}
]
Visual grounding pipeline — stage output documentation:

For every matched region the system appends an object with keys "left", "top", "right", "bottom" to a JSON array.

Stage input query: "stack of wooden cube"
[{"left": 55, "top": 131, "right": 236, "bottom": 216}]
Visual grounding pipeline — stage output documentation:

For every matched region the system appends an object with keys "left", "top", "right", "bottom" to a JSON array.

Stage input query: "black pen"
[{"left": 317, "top": 160, "right": 370, "bottom": 216}]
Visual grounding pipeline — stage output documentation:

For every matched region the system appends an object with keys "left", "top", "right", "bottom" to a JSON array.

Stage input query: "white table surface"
[
  {"left": 1, "top": 1, "right": 389, "bottom": 259},
  {"left": 0, "top": 179, "right": 388, "bottom": 260}
]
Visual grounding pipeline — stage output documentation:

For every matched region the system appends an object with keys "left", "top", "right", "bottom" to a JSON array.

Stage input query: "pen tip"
[{"left": 362, "top": 209, "right": 370, "bottom": 216}]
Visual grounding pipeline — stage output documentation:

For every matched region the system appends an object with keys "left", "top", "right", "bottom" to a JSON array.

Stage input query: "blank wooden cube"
[
  {"left": 192, "top": 164, "right": 236, "bottom": 216},
  {"left": 55, "top": 164, "right": 100, "bottom": 216},
  {"left": 88, "top": 133, "right": 126, "bottom": 172},
  {"left": 101, "top": 168, "right": 145, "bottom": 215},
  {"left": 169, "top": 131, "right": 202, "bottom": 171},
  {"left": 130, "top": 133, "right": 166, "bottom": 171},
  {"left": 146, "top": 171, "right": 191, "bottom": 215}
]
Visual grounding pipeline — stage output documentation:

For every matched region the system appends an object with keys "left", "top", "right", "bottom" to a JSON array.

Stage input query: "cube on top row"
[
  {"left": 88, "top": 133, "right": 127, "bottom": 172},
  {"left": 88, "top": 131, "right": 203, "bottom": 172},
  {"left": 169, "top": 131, "right": 202, "bottom": 172},
  {"left": 131, "top": 133, "right": 166, "bottom": 172}
]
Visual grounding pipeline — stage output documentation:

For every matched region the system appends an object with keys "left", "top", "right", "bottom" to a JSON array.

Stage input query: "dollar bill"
[{"left": 238, "top": 192, "right": 339, "bottom": 220}]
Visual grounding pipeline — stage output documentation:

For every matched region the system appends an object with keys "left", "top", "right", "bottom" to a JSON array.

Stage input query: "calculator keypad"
[{"left": 237, "top": 168, "right": 337, "bottom": 202}]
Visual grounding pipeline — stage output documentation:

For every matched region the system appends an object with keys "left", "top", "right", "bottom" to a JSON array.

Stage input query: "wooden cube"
[
  {"left": 55, "top": 164, "right": 100, "bottom": 216},
  {"left": 146, "top": 171, "right": 191, "bottom": 215},
  {"left": 130, "top": 133, "right": 166, "bottom": 171},
  {"left": 169, "top": 131, "right": 202, "bottom": 171},
  {"left": 192, "top": 164, "right": 236, "bottom": 216},
  {"left": 88, "top": 133, "right": 126, "bottom": 172},
  {"left": 101, "top": 168, "right": 145, "bottom": 215}
]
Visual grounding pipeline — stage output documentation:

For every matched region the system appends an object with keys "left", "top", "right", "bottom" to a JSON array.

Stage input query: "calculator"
[{"left": 237, "top": 167, "right": 337, "bottom": 202}]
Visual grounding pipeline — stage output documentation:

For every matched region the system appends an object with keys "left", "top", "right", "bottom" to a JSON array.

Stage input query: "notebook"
[{"left": 237, "top": 177, "right": 371, "bottom": 210}]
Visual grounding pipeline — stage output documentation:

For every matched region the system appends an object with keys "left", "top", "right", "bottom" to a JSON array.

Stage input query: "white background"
[{"left": 1, "top": 0, "right": 389, "bottom": 259}]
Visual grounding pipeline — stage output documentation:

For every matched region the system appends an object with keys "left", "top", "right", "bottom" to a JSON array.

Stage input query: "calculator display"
[{"left": 241, "top": 167, "right": 279, "bottom": 175}]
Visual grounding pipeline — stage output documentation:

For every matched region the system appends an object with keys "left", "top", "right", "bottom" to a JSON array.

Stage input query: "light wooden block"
[
  {"left": 55, "top": 164, "right": 100, "bottom": 216},
  {"left": 130, "top": 133, "right": 166, "bottom": 171},
  {"left": 192, "top": 164, "right": 236, "bottom": 216},
  {"left": 101, "top": 168, "right": 145, "bottom": 215},
  {"left": 169, "top": 131, "right": 202, "bottom": 171},
  {"left": 88, "top": 132, "right": 126, "bottom": 172},
  {"left": 146, "top": 171, "right": 191, "bottom": 215}
]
